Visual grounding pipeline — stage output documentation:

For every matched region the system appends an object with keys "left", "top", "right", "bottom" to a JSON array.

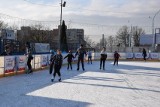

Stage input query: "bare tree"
[
  {"left": 132, "top": 26, "right": 145, "bottom": 46},
  {"left": 116, "top": 26, "right": 130, "bottom": 47},
  {"left": 29, "top": 24, "right": 50, "bottom": 43},
  {"left": 0, "top": 21, "right": 8, "bottom": 29},
  {"left": 84, "top": 35, "right": 95, "bottom": 48},
  {"left": 8, "top": 24, "right": 19, "bottom": 30}
]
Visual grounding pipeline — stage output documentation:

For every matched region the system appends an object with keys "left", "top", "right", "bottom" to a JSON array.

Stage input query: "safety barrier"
[{"left": 0, "top": 52, "right": 160, "bottom": 78}]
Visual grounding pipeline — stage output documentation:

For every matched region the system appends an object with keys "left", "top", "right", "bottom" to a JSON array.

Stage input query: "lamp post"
[
  {"left": 59, "top": 0, "right": 66, "bottom": 49},
  {"left": 152, "top": 9, "right": 160, "bottom": 49}
]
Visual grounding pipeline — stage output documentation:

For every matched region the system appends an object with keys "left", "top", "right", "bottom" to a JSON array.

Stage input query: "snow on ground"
[{"left": 0, "top": 61, "right": 160, "bottom": 107}]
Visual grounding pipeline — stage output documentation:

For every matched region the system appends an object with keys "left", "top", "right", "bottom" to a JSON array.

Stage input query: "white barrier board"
[
  {"left": 4, "top": 56, "right": 15, "bottom": 73},
  {"left": 17, "top": 56, "right": 26, "bottom": 71}
]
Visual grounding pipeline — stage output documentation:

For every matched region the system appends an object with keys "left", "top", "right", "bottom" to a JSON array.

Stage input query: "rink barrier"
[{"left": 0, "top": 52, "right": 160, "bottom": 78}]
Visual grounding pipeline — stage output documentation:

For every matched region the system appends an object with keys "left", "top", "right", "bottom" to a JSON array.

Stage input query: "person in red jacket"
[{"left": 113, "top": 51, "right": 120, "bottom": 66}]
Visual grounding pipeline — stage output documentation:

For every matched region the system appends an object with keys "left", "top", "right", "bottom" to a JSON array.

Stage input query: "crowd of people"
[
  {"left": 1, "top": 44, "right": 148, "bottom": 82},
  {"left": 48, "top": 44, "right": 122, "bottom": 82}
]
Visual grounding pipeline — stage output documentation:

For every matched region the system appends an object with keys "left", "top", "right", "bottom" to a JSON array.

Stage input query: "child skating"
[
  {"left": 64, "top": 50, "right": 74, "bottom": 70},
  {"left": 51, "top": 49, "right": 63, "bottom": 82}
]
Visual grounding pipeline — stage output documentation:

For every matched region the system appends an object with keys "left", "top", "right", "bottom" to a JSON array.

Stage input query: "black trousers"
[
  {"left": 88, "top": 56, "right": 92, "bottom": 64},
  {"left": 27, "top": 61, "right": 32, "bottom": 70},
  {"left": 143, "top": 56, "right": 146, "bottom": 61},
  {"left": 67, "top": 61, "right": 72, "bottom": 69},
  {"left": 77, "top": 57, "right": 84, "bottom": 70},
  {"left": 53, "top": 65, "right": 61, "bottom": 78},
  {"left": 100, "top": 58, "right": 106, "bottom": 69},
  {"left": 114, "top": 58, "right": 119, "bottom": 65},
  {"left": 49, "top": 63, "right": 54, "bottom": 74}
]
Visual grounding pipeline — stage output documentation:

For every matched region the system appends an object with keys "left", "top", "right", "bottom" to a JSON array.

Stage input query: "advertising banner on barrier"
[
  {"left": 0, "top": 57, "right": 4, "bottom": 75},
  {"left": 107, "top": 53, "right": 114, "bottom": 59},
  {"left": 41, "top": 55, "right": 48, "bottom": 67},
  {"left": 34, "top": 55, "right": 41, "bottom": 69},
  {"left": 150, "top": 53, "right": 159, "bottom": 59},
  {"left": 4, "top": 56, "right": 15, "bottom": 73},
  {"left": 17, "top": 56, "right": 26, "bottom": 71},
  {"left": 134, "top": 53, "right": 149, "bottom": 59},
  {"left": 47, "top": 54, "right": 52, "bottom": 64},
  {"left": 126, "top": 53, "right": 134, "bottom": 59},
  {"left": 119, "top": 53, "right": 126, "bottom": 59}
]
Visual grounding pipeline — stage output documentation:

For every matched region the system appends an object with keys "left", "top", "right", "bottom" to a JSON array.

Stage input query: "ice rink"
[{"left": 0, "top": 61, "right": 160, "bottom": 107}]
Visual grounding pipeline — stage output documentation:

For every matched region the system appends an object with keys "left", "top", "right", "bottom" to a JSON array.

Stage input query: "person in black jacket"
[
  {"left": 75, "top": 44, "right": 87, "bottom": 71},
  {"left": 64, "top": 50, "right": 74, "bottom": 70},
  {"left": 49, "top": 51, "right": 55, "bottom": 74},
  {"left": 142, "top": 48, "right": 147, "bottom": 61},
  {"left": 27, "top": 51, "right": 33, "bottom": 74},
  {"left": 113, "top": 51, "right": 120, "bottom": 66},
  {"left": 51, "top": 49, "right": 63, "bottom": 82},
  {"left": 100, "top": 47, "right": 107, "bottom": 70}
]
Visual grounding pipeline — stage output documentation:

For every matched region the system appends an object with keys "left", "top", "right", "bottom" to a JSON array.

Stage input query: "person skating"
[
  {"left": 142, "top": 48, "right": 147, "bottom": 61},
  {"left": 64, "top": 50, "right": 74, "bottom": 70},
  {"left": 113, "top": 51, "right": 120, "bottom": 66},
  {"left": 87, "top": 51, "right": 92, "bottom": 64},
  {"left": 75, "top": 44, "right": 87, "bottom": 71},
  {"left": 51, "top": 49, "right": 63, "bottom": 82},
  {"left": 27, "top": 51, "right": 33, "bottom": 74},
  {"left": 100, "top": 47, "right": 107, "bottom": 70},
  {"left": 49, "top": 51, "right": 55, "bottom": 74}
]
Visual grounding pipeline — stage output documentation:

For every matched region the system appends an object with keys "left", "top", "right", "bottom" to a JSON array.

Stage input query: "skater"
[
  {"left": 64, "top": 50, "right": 74, "bottom": 70},
  {"left": 113, "top": 51, "right": 120, "bottom": 66},
  {"left": 27, "top": 51, "right": 33, "bottom": 74},
  {"left": 51, "top": 49, "right": 63, "bottom": 82},
  {"left": 49, "top": 50, "right": 55, "bottom": 74},
  {"left": 75, "top": 44, "right": 87, "bottom": 71},
  {"left": 100, "top": 47, "right": 107, "bottom": 70},
  {"left": 142, "top": 48, "right": 147, "bottom": 61},
  {"left": 87, "top": 51, "right": 92, "bottom": 64}
]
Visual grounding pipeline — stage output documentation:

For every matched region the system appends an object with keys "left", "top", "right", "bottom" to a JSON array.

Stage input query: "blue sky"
[{"left": 0, "top": 0, "right": 160, "bottom": 42}]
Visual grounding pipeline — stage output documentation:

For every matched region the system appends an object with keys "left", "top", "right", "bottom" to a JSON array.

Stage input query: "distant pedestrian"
[
  {"left": 51, "top": 49, "right": 63, "bottom": 82},
  {"left": 100, "top": 47, "right": 107, "bottom": 70},
  {"left": 113, "top": 51, "right": 120, "bottom": 66},
  {"left": 27, "top": 51, "right": 33, "bottom": 74},
  {"left": 64, "top": 50, "right": 74, "bottom": 70},
  {"left": 75, "top": 44, "right": 87, "bottom": 71},
  {"left": 87, "top": 51, "right": 92, "bottom": 64},
  {"left": 49, "top": 51, "right": 55, "bottom": 74},
  {"left": 142, "top": 48, "right": 147, "bottom": 61}
]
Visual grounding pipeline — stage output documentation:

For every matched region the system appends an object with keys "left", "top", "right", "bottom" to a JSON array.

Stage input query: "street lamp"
[
  {"left": 152, "top": 9, "right": 160, "bottom": 49},
  {"left": 60, "top": 0, "right": 66, "bottom": 26},
  {"left": 59, "top": 0, "right": 66, "bottom": 49}
]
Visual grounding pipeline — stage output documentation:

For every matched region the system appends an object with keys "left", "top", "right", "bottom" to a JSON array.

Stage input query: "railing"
[{"left": 0, "top": 52, "right": 160, "bottom": 77}]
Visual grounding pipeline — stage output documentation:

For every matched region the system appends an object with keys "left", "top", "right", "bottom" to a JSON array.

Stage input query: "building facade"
[
  {"left": 0, "top": 29, "right": 19, "bottom": 55},
  {"left": 17, "top": 26, "right": 85, "bottom": 52}
]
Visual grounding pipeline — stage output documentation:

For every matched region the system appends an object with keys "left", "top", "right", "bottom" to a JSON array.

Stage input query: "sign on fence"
[
  {"left": 134, "top": 53, "right": 149, "bottom": 59},
  {"left": 0, "top": 57, "right": 4, "bottom": 75},
  {"left": 4, "top": 56, "right": 15, "bottom": 73},
  {"left": 41, "top": 55, "right": 48, "bottom": 67},
  {"left": 150, "top": 53, "right": 159, "bottom": 59},
  {"left": 126, "top": 53, "right": 134, "bottom": 59},
  {"left": 17, "top": 56, "right": 26, "bottom": 71}
]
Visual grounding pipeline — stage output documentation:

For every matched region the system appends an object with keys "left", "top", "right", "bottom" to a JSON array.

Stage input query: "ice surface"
[{"left": 0, "top": 61, "right": 160, "bottom": 107}]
